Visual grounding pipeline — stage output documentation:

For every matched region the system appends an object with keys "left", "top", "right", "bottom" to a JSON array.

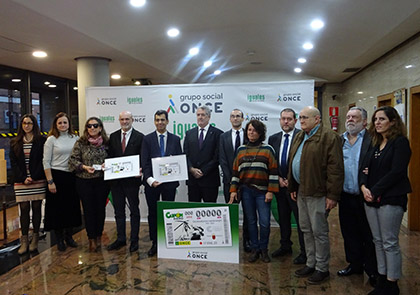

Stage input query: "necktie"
[
  {"left": 281, "top": 133, "right": 290, "bottom": 177},
  {"left": 122, "top": 132, "right": 127, "bottom": 153},
  {"left": 160, "top": 134, "right": 165, "bottom": 157},
  {"left": 234, "top": 130, "right": 240, "bottom": 152},
  {"left": 198, "top": 128, "right": 204, "bottom": 149}
]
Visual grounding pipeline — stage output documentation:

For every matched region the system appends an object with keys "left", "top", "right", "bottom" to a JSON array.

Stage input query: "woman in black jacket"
[
  {"left": 361, "top": 106, "right": 411, "bottom": 295},
  {"left": 10, "top": 114, "right": 46, "bottom": 254}
]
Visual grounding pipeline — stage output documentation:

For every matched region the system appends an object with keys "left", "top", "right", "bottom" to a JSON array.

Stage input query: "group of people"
[{"left": 10, "top": 103, "right": 410, "bottom": 295}]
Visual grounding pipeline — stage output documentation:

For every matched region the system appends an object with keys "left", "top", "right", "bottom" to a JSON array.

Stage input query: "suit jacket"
[
  {"left": 268, "top": 128, "right": 301, "bottom": 178},
  {"left": 219, "top": 128, "right": 246, "bottom": 184},
  {"left": 184, "top": 125, "right": 223, "bottom": 187},
  {"left": 141, "top": 131, "right": 182, "bottom": 189},
  {"left": 108, "top": 128, "right": 144, "bottom": 186}
]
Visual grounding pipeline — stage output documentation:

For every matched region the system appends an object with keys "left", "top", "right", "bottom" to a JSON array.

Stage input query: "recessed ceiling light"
[
  {"left": 298, "top": 58, "right": 307, "bottom": 64},
  {"left": 303, "top": 43, "right": 313, "bottom": 50},
  {"left": 214, "top": 70, "right": 221, "bottom": 75},
  {"left": 294, "top": 68, "right": 302, "bottom": 73},
  {"left": 111, "top": 74, "right": 121, "bottom": 79},
  {"left": 73, "top": 87, "right": 78, "bottom": 90},
  {"left": 134, "top": 81, "right": 141, "bottom": 85},
  {"left": 203, "top": 60, "right": 212, "bottom": 68},
  {"left": 167, "top": 28, "right": 180, "bottom": 38},
  {"left": 310, "top": 19, "right": 324, "bottom": 30},
  {"left": 11, "top": 79, "right": 21, "bottom": 82},
  {"left": 48, "top": 84, "right": 57, "bottom": 88},
  {"left": 189, "top": 47, "right": 199, "bottom": 56},
  {"left": 130, "top": 0, "right": 146, "bottom": 7},
  {"left": 32, "top": 51, "right": 47, "bottom": 58},
  {"left": 44, "top": 81, "right": 50, "bottom": 85},
  {"left": 405, "top": 64, "right": 413, "bottom": 69},
  {"left": 357, "top": 91, "right": 363, "bottom": 94}
]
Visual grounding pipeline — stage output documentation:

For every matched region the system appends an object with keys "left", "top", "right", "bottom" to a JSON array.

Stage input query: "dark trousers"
[
  {"left": 223, "top": 183, "right": 249, "bottom": 241},
  {"left": 339, "top": 192, "right": 378, "bottom": 276},
  {"left": 76, "top": 177, "right": 109, "bottom": 239},
  {"left": 111, "top": 181, "right": 140, "bottom": 243},
  {"left": 145, "top": 184, "right": 176, "bottom": 244},
  {"left": 275, "top": 187, "right": 305, "bottom": 254},
  {"left": 188, "top": 185, "right": 218, "bottom": 203}
]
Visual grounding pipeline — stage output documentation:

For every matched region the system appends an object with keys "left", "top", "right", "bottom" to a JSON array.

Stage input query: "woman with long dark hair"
[
  {"left": 10, "top": 114, "right": 46, "bottom": 254},
  {"left": 69, "top": 117, "right": 110, "bottom": 252},
  {"left": 361, "top": 106, "right": 411, "bottom": 295},
  {"left": 43, "top": 112, "right": 81, "bottom": 251}
]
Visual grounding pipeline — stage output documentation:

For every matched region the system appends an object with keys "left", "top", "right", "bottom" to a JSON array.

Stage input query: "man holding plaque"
[
  {"left": 107, "top": 111, "right": 144, "bottom": 253},
  {"left": 141, "top": 110, "right": 182, "bottom": 256}
]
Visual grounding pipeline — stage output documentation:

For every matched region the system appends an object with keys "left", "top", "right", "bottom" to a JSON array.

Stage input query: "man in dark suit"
[
  {"left": 184, "top": 105, "right": 223, "bottom": 202},
  {"left": 219, "top": 109, "right": 250, "bottom": 252},
  {"left": 268, "top": 108, "right": 306, "bottom": 265},
  {"left": 337, "top": 107, "right": 378, "bottom": 285},
  {"left": 107, "top": 110, "right": 144, "bottom": 252},
  {"left": 141, "top": 110, "right": 182, "bottom": 256}
]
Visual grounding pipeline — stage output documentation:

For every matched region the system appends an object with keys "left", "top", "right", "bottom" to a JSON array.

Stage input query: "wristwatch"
[{"left": 47, "top": 179, "right": 54, "bottom": 185}]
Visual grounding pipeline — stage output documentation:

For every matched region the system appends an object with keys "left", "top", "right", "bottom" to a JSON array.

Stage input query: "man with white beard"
[{"left": 337, "top": 107, "right": 378, "bottom": 286}]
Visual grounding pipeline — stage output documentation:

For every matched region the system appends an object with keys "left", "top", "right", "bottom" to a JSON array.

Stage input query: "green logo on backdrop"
[
  {"left": 127, "top": 97, "right": 143, "bottom": 104},
  {"left": 100, "top": 116, "right": 115, "bottom": 123},
  {"left": 247, "top": 94, "right": 265, "bottom": 102}
]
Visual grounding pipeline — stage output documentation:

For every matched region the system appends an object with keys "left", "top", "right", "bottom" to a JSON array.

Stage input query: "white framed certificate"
[
  {"left": 104, "top": 155, "right": 140, "bottom": 180},
  {"left": 151, "top": 154, "right": 188, "bottom": 183}
]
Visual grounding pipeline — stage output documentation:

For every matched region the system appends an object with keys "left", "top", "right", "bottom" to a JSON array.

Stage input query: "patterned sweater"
[
  {"left": 68, "top": 139, "right": 108, "bottom": 179},
  {"left": 230, "top": 143, "right": 279, "bottom": 194}
]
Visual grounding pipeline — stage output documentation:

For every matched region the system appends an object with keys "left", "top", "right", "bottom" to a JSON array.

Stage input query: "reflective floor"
[{"left": 0, "top": 210, "right": 419, "bottom": 295}]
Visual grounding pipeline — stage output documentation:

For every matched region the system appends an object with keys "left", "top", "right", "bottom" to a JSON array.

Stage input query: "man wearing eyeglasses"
[
  {"left": 288, "top": 106, "right": 344, "bottom": 284},
  {"left": 107, "top": 110, "right": 144, "bottom": 253}
]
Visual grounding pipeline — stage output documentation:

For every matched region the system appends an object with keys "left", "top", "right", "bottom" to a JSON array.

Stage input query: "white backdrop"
[{"left": 85, "top": 80, "right": 314, "bottom": 221}]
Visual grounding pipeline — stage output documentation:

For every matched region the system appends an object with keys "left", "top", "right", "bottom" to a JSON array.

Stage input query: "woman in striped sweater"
[{"left": 229, "top": 119, "right": 279, "bottom": 263}]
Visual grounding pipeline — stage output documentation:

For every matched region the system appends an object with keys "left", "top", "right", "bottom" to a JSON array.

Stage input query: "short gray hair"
[
  {"left": 349, "top": 107, "right": 367, "bottom": 120},
  {"left": 198, "top": 105, "right": 211, "bottom": 117}
]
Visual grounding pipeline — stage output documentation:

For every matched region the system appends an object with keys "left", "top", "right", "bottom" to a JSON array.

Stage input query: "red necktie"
[{"left": 122, "top": 132, "right": 126, "bottom": 153}]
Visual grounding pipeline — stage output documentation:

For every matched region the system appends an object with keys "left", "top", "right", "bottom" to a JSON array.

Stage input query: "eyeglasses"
[{"left": 87, "top": 124, "right": 99, "bottom": 129}]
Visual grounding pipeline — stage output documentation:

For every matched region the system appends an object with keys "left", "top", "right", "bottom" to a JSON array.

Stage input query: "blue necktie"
[
  {"left": 160, "top": 134, "right": 165, "bottom": 157},
  {"left": 281, "top": 133, "right": 290, "bottom": 177},
  {"left": 198, "top": 129, "right": 204, "bottom": 149}
]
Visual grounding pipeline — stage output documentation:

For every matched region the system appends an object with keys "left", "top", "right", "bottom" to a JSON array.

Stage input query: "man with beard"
[{"left": 337, "top": 107, "right": 378, "bottom": 285}]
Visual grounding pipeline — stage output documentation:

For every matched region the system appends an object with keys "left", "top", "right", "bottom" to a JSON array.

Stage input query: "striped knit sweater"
[{"left": 230, "top": 142, "right": 279, "bottom": 194}]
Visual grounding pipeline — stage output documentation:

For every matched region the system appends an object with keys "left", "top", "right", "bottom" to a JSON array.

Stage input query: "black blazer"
[
  {"left": 108, "top": 128, "right": 144, "bottom": 185},
  {"left": 268, "top": 128, "right": 301, "bottom": 178},
  {"left": 10, "top": 136, "right": 46, "bottom": 183},
  {"left": 360, "top": 135, "right": 412, "bottom": 199},
  {"left": 219, "top": 128, "right": 247, "bottom": 184},
  {"left": 141, "top": 131, "right": 182, "bottom": 189},
  {"left": 183, "top": 125, "right": 223, "bottom": 187}
]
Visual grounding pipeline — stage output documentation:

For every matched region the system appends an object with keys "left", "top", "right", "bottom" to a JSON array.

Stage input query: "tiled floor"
[{"left": 0, "top": 210, "right": 419, "bottom": 294}]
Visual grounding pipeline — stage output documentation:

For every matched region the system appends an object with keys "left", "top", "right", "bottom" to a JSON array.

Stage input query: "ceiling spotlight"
[
  {"left": 44, "top": 81, "right": 51, "bottom": 85},
  {"left": 405, "top": 64, "right": 413, "bottom": 69},
  {"left": 73, "top": 87, "right": 78, "bottom": 90},
  {"left": 189, "top": 47, "right": 199, "bottom": 56},
  {"left": 310, "top": 19, "right": 325, "bottom": 30},
  {"left": 32, "top": 51, "right": 47, "bottom": 58},
  {"left": 303, "top": 42, "right": 314, "bottom": 50},
  {"left": 214, "top": 70, "right": 221, "bottom": 75},
  {"left": 48, "top": 84, "right": 57, "bottom": 88},
  {"left": 294, "top": 68, "right": 302, "bottom": 73},
  {"left": 130, "top": 0, "right": 146, "bottom": 7},
  {"left": 134, "top": 81, "right": 141, "bottom": 85},
  {"left": 298, "top": 58, "right": 307, "bottom": 64},
  {"left": 167, "top": 28, "right": 180, "bottom": 38},
  {"left": 111, "top": 74, "right": 121, "bottom": 79},
  {"left": 11, "top": 79, "right": 21, "bottom": 82},
  {"left": 203, "top": 60, "right": 212, "bottom": 68},
  {"left": 357, "top": 91, "right": 363, "bottom": 94}
]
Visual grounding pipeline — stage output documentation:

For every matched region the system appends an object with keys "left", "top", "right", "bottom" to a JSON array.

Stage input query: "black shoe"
[
  {"left": 307, "top": 270, "right": 330, "bottom": 284},
  {"left": 248, "top": 249, "right": 260, "bottom": 263},
  {"left": 147, "top": 244, "right": 157, "bottom": 257},
  {"left": 368, "top": 274, "right": 378, "bottom": 288},
  {"left": 65, "top": 237, "right": 78, "bottom": 248},
  {"left": 57, "top": 239, "right": 67, "bottom": 252},
  {"left": 107, "top": 240, "right": 126, "bottom": 251},
  {"left": 243, "top": 240, "right": 252, "bottom": 253},
  {"left": 129, "top": 242, "right": 139, "bottom": 253},
  {"left": 293, "top": 253, "right": 307, "bottom": 265},
  {"left": 260, "top": 249, "right": 271, "bottom": 263},
  {"left": 271, "top": 247, "right": 292, "bottom": 257},
  {"left": 337, "top": 265, "right": 363, "bottom": 276},
  {"left": 295, "top": 266, "right": 315, "bottom": 277}
]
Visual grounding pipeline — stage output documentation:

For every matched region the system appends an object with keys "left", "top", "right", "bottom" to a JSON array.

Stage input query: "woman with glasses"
[
  {"left": 43, "top": 112, "right": 81, "bottom": 251},
  {"left": 10, "top": 114, "right": 46, "bottom": 254},
  {"left": 69, "top": 117, "right": 109, "bottom": 252},
  {"left": 229, "top": 119, "right": 279, "bottom": 263}
]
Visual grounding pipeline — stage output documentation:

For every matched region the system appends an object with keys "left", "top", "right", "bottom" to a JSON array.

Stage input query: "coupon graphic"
[{"left": 163, "top": 206, "right": 232, "bottom": 248}]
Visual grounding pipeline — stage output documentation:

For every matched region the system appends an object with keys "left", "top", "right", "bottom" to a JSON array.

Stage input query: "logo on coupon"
[{"left": 165, "top": 212, "right": 183, "bottom": 220}]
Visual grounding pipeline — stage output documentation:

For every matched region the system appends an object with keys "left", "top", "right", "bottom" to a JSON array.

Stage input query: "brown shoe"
[
  {"left": 248, "top": 249, "right": 260, "bottom": 263},
  {"left": 29, "top": 233, "right": 39, "bottom": 252},
  {"left": 96, "top": 236, "right": 102, "bottom": 249},
  {"left": 18, "top": 235, "right": 29, "bottom": 255},
  {"left": 89, "top": 239, "right": 98, "bottom": 252}
]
